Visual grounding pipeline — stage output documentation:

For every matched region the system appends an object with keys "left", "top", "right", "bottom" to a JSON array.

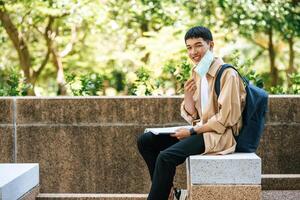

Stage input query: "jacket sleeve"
[
  {"left": 206, "top": 69, "right": 245, "bottom": 134},
  {"left": 180, "top": 100, "right": 198, "bottom": 125}
]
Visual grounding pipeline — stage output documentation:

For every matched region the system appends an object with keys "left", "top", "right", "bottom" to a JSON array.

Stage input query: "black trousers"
[{"left": 137, "top": 132, "right": 205, "bottom": 200}]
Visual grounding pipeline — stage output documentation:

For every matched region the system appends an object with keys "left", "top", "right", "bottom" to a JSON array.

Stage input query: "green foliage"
[
  {"left": 226, "top": 50, "right": 265, "bottom": 88},
  {"left": 128, "top": 57, "right": 192, "bottom": 96},
  {"left": 175, "top": 58, "right": 193, "bottom": 92},
  {"left": 227, "top": 50, "right": 300, "bottom": 94},
  {"left": 218, "top": 0, "right": 300, "bottom": 38},
  {"left": 65, "top": 72, "right": 103, "bottom": 96},
  {"left": 270, "top": 73, "right": 300, "bottom": 94},
  {"left": 0, "top": 68, "right": 31, "bottom": 96},
  {"left": 269, "top": 85, "right": 285, "bottom": 95},
  {"left": 106, "top": 0, "right": 177, "bottom": 33},
  {"left": 128, "top": 67, "right": 156, "bottom": 95},
  {"left": 0, "top": 0, "right": 299, "bottom": 96},
  {"left": 289, "top": 73, "right": 300, "bottom": 94},
  {"left": 162, "top": 57, "right": 192, "bottom": 94}
]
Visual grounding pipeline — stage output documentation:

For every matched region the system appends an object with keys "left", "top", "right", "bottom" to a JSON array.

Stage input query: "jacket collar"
[{"left": 207, "top": 57, "right": 224, "bottom": 78}]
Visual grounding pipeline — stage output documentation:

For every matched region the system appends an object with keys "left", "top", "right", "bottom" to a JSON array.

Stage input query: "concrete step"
[
  {"left": 187, "top": 153, "right": 261, "bottom": 185},
  {"left": 36, "top": 193, "right": 148, "bottom": 200},
  {"left": 37, "top": 190, "right": 300, "bottom": 200},
  {"left": 262, "top": 174, "right": 300, "bottom": 190},
  {"left": 0, "top": 163, "right": 39, "bottom": 200},
  {"left": 37, "top": 191, "right": 189, "bottom": 200}
]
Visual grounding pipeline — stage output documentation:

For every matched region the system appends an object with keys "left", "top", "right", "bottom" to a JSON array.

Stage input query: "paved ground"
[
  {"left": 179, "top": 190, "right": 300, "bottom": 200},
  {"left": 262, "top": 190, "right": 300, "bottom": 200}
]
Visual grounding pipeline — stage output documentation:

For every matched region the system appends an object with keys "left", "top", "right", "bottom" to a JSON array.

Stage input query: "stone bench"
[
  {"left": 0, "top": 163, "right": 39, "bottom": 200},
  {"left": 186, "top": 153, "right": 261, "bottom": 200}
]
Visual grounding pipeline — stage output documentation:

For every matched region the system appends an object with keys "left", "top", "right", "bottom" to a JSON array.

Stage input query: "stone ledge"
[
  {"left": 16, "top": 98, "right": 184, "bottom": 124},
  {"left": 262, "top": 174, "right": 300, "bottom": 190},
  {"left": 187, "top": 153, "right": 261, "bottom": 185},
  {"left": 37, "top": 193, "right": 148, "bottom": 200},
  {"left": 13, "top": 96, "right": 300, "bottom": 124},
  {"left": 0, "top": 163, "right": 39, "bottom": 200},
  {"left": 36, "top": 191, "right": 300, "bottom": 200}
]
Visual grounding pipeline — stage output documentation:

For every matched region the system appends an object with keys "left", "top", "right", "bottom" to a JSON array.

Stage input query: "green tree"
[
  {"left": 0, "top": 67, "right": 30, "bottom": 96},
  {"left": 218, "top": 0, "right": 300, "bottom": 87},
  {"left": 0, "top": 0, "right": 99, "bottom": 95}
]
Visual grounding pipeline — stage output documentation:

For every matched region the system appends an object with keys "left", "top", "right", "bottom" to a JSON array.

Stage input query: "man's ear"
[{"left": 209, "top": 41, "right": 214, "bottom": 51}]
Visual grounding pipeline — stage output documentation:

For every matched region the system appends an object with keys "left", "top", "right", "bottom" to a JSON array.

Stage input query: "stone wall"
[{"left": 0, "top": 96, "right": 299, "bottom": 193}]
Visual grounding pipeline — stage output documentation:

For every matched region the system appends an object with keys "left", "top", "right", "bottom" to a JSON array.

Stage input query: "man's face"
[{"left": 185, "top": 37, "right": 213, "bottom": 65}]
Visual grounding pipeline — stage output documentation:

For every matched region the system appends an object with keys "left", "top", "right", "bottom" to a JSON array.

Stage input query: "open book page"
[{"left": 144, "top": 125, "right": 192, "bottom": 135}]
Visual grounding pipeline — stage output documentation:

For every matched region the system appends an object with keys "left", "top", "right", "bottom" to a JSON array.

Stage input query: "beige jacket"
[{"left": 181, "top": 57, "right": 246, "bottom": 155}]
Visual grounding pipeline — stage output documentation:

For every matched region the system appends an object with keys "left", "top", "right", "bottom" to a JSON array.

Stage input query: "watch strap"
[{"left": 189, "top": 127, "right": 197, "bottom": 136}]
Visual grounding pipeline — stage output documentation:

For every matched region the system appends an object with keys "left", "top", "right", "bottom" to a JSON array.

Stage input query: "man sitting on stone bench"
[{"left": 137, "top": 26, "right": 246, "bottom": 200}]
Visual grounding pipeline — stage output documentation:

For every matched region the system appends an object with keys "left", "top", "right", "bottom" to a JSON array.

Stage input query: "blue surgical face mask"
[{"left": 194, "top": 50, "right": 214, "bottom": 77}]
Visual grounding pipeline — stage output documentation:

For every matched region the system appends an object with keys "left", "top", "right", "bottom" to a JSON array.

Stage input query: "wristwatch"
[{"left": 189, "top": 127, "right": 197, "bottom": 136}]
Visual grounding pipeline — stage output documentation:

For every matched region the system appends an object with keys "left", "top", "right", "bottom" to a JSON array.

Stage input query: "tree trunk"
[
  {"left": 267, "top": 27, "right": 278, "bottom": 86},
  {"left": 51, "top": 50, "right": 67, "bottom": 95},
  {"left": 0, "top": 9, "right": 31, "bottom": 82},
  {"left": 30, "top": 17, "right": 54, "bottom": 94},
  {"left": 32, "top": 16, "right": 68, "bottom": 95},
  {"left": 287, "top": 37, "right": 295, "bottom": 87},
  {"left": 52, "top": 25, "right": 77, "bottom": 95}
]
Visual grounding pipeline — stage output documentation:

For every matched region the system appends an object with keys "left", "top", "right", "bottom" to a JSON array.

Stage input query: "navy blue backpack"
[{"left": 215, "top": 64, "right": 268, "bottom": 153}]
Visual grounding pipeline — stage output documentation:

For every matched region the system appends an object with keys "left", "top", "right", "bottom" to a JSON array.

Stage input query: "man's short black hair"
[{"left": 184, "top": 26, "right": 213, "bottom": 42}]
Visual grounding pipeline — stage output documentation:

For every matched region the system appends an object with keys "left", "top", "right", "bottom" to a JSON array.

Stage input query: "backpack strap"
[{"left": 215, "top": 64, "right": 248, "bottom": 98}]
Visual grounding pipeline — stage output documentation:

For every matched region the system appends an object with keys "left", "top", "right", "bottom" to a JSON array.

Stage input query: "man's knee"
[
  {"left": 157, "top": 150, "right": 184, "bottom": 166},
  {"left": 137, "top": 132, "right": 153, "bottom": 152},
  {"left": 156, "top": 150, "right": 172, "bottom": 164}
]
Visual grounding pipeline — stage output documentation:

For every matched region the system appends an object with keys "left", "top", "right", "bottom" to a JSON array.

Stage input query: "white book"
[{"left": 144, "top": 125, "right": 192, "bottom": 135}]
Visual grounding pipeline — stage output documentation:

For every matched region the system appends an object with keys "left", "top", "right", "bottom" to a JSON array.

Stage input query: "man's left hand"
[{"left": 171, "top": 128, "right": 190, "bottom": 140}]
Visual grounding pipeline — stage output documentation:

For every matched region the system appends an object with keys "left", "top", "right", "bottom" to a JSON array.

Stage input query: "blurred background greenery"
[{"left": 0, "top": 0, "right": 299, "bottom": 96}]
